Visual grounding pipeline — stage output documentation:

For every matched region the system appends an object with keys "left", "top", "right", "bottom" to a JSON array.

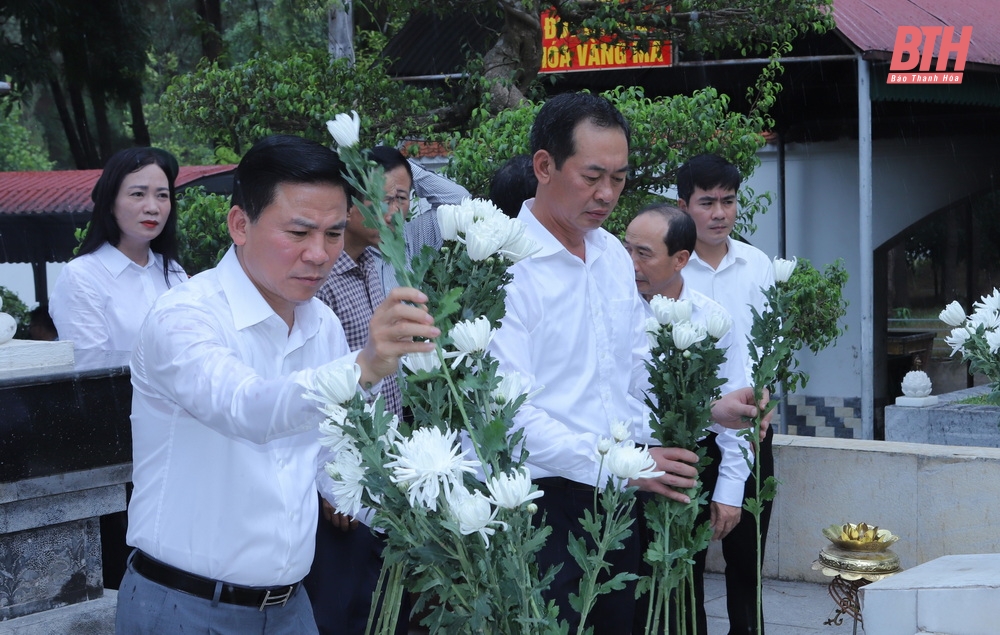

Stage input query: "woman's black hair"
[{"left": 77, "top": 147, "right": 183, "bottom": 285}]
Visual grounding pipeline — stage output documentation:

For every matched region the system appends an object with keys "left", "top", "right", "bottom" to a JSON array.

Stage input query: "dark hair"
[
  {"left": 365, "top": 146, "right": 413, "bottom": 183},
  {"left": 489, "top": 154, "right": 537, "bottom": 218},
  {"left": 676, "top": 153, "right": 742, "bottom": 204},
  {"left": 231, "top": 135, "right": 354, "bottom": 223},
  {"left": 636, "top": 203, "right": 697, "bottom": 255},
  {"left": 78, "top": 147, "right": 182, "bottom": 285},
  {"left": 529, "top": 92, "right": 631, "bottom": 170}
]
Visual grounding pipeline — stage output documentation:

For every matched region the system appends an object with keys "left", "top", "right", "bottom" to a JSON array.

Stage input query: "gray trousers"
[{"left": 115, "top": 552, "right": 319, "bottom": 635}]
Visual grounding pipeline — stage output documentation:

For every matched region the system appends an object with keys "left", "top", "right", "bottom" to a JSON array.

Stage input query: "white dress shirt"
[
  {"left": 684, "top": 237, "right": 774, "bottom": 387},
  {"left": 127, "top": 247, "right": 355, "bottom": 587},
  {"left": 642, "top": 283, "right": 752, "bottom": 507},
  {"left": 490, "top": 201, "right": 650, "bottom": 487},
  {"left": 49, "top": 242, "right": 187, "bottom": 351}
]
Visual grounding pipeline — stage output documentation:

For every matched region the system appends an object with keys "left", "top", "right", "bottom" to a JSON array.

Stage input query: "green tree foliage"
[
  {"left": 0, "top": 101, "right": 54, "bottom": 171},
  {"left": 0, "top": 0, "right": 153, "bottom": 167},
  {"left": 446, "top": 58, "right": 788, "bottom": 239},
  {"left": 159, "top": 50, "right": 440, "bottom": 156},
  {"left": 176, "top": 186, "right": 232, "bottom": 275},
  {"left": 784, "top": 257, "right": 849, "bottom": 358},
  {"left": 0, "top": 286, "right": 31, "bottom": 339}
]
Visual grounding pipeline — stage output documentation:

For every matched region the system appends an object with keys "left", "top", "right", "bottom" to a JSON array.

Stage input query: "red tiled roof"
[
  {"left": 0, "top": 165, "right": 235, "bottom": 216},
  {"left": 833, "top": 0, "right": 1000, "bottom": 67}
]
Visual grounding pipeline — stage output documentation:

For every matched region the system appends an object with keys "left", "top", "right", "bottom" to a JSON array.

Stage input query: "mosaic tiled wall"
[{"left": 782, "top": 395, "right": 862, "bottom": 439}]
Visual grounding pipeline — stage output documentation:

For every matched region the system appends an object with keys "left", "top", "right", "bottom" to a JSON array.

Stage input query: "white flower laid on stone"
[
  {"left": 485, "top": 467, "right": 544, "bottom": 509},
  {"left": 604, "top": 442, "right": 666, "bottom": 482},
  {"left": 901, "top": 370, "right": 933, "bottom": 398},
  {"left": 938, "top": 288, "right": 1000, "bottom": 404},
  {"left": 326, "top": 110, "right": 360, "bottom": 148},
  {"left": 446, "top": 317, "right": 495, "bottom": 368},
  {"left": 438, "top": 197, "right": 540, "bottom": 263},
  {"left": 773, "top": 256, "right": 798, "bottom": 284},
  {"left": 0, "top": 311, "right": 15, "bottom": 345},
  {"left": 446, "top": 486, "right": 506, "bottom": 547},
  {"left": 385, "top": 426, "right": 479, "bottom": 512}
]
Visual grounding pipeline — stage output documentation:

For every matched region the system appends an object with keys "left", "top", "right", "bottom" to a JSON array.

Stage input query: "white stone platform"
[{"left": 861, "top": 553, "right": 1000, "bottom": 635}]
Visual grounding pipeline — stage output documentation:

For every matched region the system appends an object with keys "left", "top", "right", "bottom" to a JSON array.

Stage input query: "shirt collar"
[
  {"left": 516, "top": 199, "right": 607, "bottom": 262},
  {"left": 95, "top": 242, "right": 157, "bottom": 277},
  {"left": 689, "top": 237, "right": 746, "bottom": 272},
  {"left": 217, "top": 246, "right": 284, "bottom": 331},
  {"left": 330, "top": 247, "right": 379, "bottom": 276}
]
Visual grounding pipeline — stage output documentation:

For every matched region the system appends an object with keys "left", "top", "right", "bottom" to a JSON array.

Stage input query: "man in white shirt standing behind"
[
  {"left": 116, "top": 134, "right": 440, "bottom": 635},
  {"left": 489, "top": 93, "right": 769, "bottom": 634},
  {"left": 625, "top": 204, "right": 752, "bottom": 634},
  {"left": 678, "top": 153, "right": 774, "bottom": 635}
]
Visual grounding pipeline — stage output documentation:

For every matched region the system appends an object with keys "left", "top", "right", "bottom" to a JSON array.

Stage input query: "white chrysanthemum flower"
[
  {"left": 648, "top": 295, "right": 676, "bottom": 326},
  {"left": 325, "top": 448, "right": 366, "bottom": 517},
  {"left": 447, "top": 486, "right": 504, "bottom": 547},
  {"left": 968, "top": 308, "right": 1000, "bottom": 331},
  {"left": 402, "top": 350, "right": 442, "bottom": 375},
  {"left": 326, "top": 111, "right": 360, "bottom": 148},
  {"left": 485, "top": 467, "right": 543, "bottom": 509},
  {"left": 597, "top": 437, "right": 614, "bottom": 456},
  {"left": 944, "top": 326, "right": 971, "bottom": 356},
  {"left": 672, "top": 321, "right": 704, "bottom": 350},
  {"left": 986, "top": 329, "right": 1000, "bottom": 355},
  {"left": 492, "top": 371, "right": 531, "bottom": 406},
  {"left": 672, "top": 299, "right": 693, "bottom": 323},
  {"left": 385, "top": 427, "right": 479, "bottom": 512},
  {"left": 974, "top": 289, "right": 1000, "bottom": 314},
  {"left": 773, "top": 256, "right": 798, "bottom": 284},
  {"left": 939, "top": 301, "right": 967, "bottom": 328},
  {"left": 499, "top": 230, "right": 541, "bottom": 263},
  {"left": 705, "top": 311, "right": 732, "bottom": 340},
  {"left": 465, "top": 197, "right": 506, "bottom": 222},
  {"left": 644, "top": 316, "right": 662, "bottom": 350},
  {"left": 605, "top": 442, "right": 666, "bottom": 481},
  {"left": 305, "top": 361, "right": 361, "bottom": 406},
  {"left": 465, "top": 217, "right": 512, "bottom": 261},
  {"left": 318, "top": 413, "right": 356, "bottom": 453},
  {"left": 610, "top": 420, "right": 631, "bottom": 443},
  {"left": 437, "top": 203, "right": 477, "bottom": 241},
  {"left": 447, "top": 317, "right": 495, "bottom": 368}
]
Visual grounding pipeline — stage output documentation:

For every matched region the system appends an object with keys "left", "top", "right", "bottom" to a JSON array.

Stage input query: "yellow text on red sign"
[{"left": 539, "top": 8, "right": 672, "bottom": 73}]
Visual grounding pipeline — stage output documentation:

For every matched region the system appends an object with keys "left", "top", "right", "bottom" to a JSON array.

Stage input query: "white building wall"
[{"left": 744, "top": 135, "right": 1000, "bottom": 403}]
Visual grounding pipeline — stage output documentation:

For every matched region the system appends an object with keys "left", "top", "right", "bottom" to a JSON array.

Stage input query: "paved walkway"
[
  {"left": 705, "top": 572, "right": 864, "bottom": 634},
  {"left": 0, "top": 576, "right": 866, "bottom": 634}
]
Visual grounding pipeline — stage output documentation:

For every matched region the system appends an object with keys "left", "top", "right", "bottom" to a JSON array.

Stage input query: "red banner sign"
[{"left": 539, "top": 7, "right": 673, "bottom": 74}]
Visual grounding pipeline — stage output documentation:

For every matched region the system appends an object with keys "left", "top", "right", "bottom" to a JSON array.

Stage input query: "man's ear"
[
  {"left": 533, "top": 150, "right": 553, "bottom": 185},
  {"left": 677, "top": 198, "right": 688, "bottom": 213},
  {"left": 228, "top": 206, "right": 249, "bottom": 246},
  {"left": 675, "top": 249, "right": 691, "bottom": 270}
]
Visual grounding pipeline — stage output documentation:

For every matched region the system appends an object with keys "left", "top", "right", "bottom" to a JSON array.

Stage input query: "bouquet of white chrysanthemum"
[
  {"left": 940, "top": 289, "right": 1000, "bottom": 403},
  {"left": 638, "top": 295, "right": 728, "bottom": 635},
  {"left": 310, "top": 112, "right": 565, "bottom": 635}
]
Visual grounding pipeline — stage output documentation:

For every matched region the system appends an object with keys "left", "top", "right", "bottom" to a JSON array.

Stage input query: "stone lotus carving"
[
  {"left": 901, "top": 370, "right": 933, "bottom": 398},
  {"left": 0, "top": 312, "right": 16, "bottom": 345}
]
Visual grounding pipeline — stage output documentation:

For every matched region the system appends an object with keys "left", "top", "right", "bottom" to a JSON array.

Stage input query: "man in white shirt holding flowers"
[
  {"left": 489, "top": 92, "right": 768, "bottom": 633},
  {"left": 625, "top": 203, "right": 753, "bottom": 635},
  {"left": 116, "top": 134, "right": 440, "bottom": 635}
]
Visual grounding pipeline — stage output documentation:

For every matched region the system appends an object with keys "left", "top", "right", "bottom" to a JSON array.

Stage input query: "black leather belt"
[{"left": 132, "top": 551, "right": 300, "bottom": 610}]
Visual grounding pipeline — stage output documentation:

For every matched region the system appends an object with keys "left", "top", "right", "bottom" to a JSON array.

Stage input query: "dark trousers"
[
  {"left": 718, "top": 425, "right": 774, "bottom": 635},
  {"left": 302, "top": 506, "right": 408, "bottom": 635},
  {"left": 533, "top": 478, "right": 640, "bottom": 635}
]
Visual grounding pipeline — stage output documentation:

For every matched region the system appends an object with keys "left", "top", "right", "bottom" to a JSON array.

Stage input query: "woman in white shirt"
[{"left": 50, "top": 147, "right": 187, "bottom": 351}]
